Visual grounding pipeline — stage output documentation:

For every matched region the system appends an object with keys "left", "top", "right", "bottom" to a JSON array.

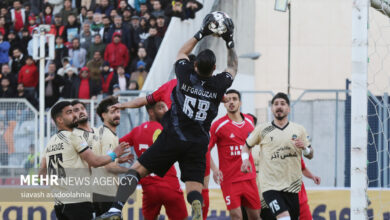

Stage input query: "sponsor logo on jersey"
[
  {"left": 230, "top": 133, "right": 235, "bottom": 139},
  {"left": 292, "top": 134, "right": 297, "bottom": 140}
]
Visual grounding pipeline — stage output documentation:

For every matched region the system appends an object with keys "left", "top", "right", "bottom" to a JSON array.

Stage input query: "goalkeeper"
[
  {"left": 241, "top": 93, "right": 314, "bottom": 220},
  {"left": 96, "top": 13, "right": 236, "bottom": 220}
]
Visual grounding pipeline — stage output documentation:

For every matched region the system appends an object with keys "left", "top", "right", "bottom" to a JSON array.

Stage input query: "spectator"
[
  {"left": 138, "top": 17, "right": 149, "bottom": 43},
  {"left": 85, "top": 9, "right": 95, "bottom": 24},
  {"left": 54, "top": 36, "right": 69, "bottom": 69},
  {"left": 0, "top": 32, "right": 10, "bottom": 66},
  {"left": 64, "top": 13, "right": 80, "bottom": 42},
  {"left": 102, "top": 15, "right": 112, "bottom": 44},
  {"left": 40, "top": 4, "right": 54, "bottom": 25},
  {"left": 57, "top": 57, "right": 71, "bottom": 76},
  {"left": 86, "top": 50, "right": 104, "bottom": 81},
  {"left": 52, "top": 14, "right": 66, "bottom": 39},
  {"left": 104, "top": 32, "right": 129, "bottom": 69},
  {"left": 107, "top": 15, "right": 133, "bottom": 50},
  {"left": 16, "top": 83, "right": 38, "bottom": 109},
  {"left": 130, "top": 60, "right": 148, "bottom": 89},
  {"left": 151, "top": 0, "right": 164, "bottom": 18},
  {"left": 87, "top": 34, "right": 105, "bottom": 61},
  {"left": 20, "top": 29, "right": 32, "bottom": 55},
  {"left": 24, "top": 144, "right": 38, "bottom": 173},
  {"left": 144, "top": 26, "right": 162, "bottom": 60},
  {"left": 80, "top": 22, "right": 93, "bottom": 50},
  {"left": 128, "top": 80, "right": 139, "bottom": 90},
  {"left": 78, "top": 6, "right": 88, "bottom": 24},
  {"left": 69, "top": 38, "right": 87, "bottom": 69},
  {"left": 91, "top": 13, "right": 104, "bottom": 37},
  {"left": 18, "top": 56, "right": 38, "bottom": 93},
  {"left": 0, "top": 76, "right": 16, "bottom": 98},
  {"left": 112, "top": 84, "right": 120, "bottom": 94},
  {"left": 81, "top": 0, "right": 96, "bottom": 10},
  {"left": 0, "top": 64, "right": 17, "bottom": 91},
  {"left": 11, "top": 48, "right": 26, "bottom": 76},
  {"left": 27, "top": 28, "right": 39, "bottom": 57},
  {"left": 122, "top": 7, "right": 133, "bottom": 28},
  {"left": 30, "top": 0, "right": 44, "bottom": 16},
  {"left": 130, "top": 47, "right": 152, "bottom": 73},
  {"left": 7, "top": 31, "right": 22, "bottom": 56},
  {"left": 44, "top": 62, "right": 64, "bottom": 108},
  {"left": 61, "top": 66, "right": 78, "bottom": 98},
  {"left": 110, "top": 65, "right": 129, "bottom": 93},
  {"left": 0, "top": 7, "right": 12, "bottom": 29},
  {"left": 130, "top": 15, "right": 141, "bottom": 47},
  {"left": 138, "top": 3, "right": 149, "bottom": 17},
  {"left": 100, "top": 61, "right": 115, "bottom": 96},
  {"left": 118, "top": 0, "right": 131, "bottom": 16},
  {"left": 165, "top": 0, "right": 185, "bottom": 20},
  {"left": 74, "top": 67, "right": 101, "bottom": 99},
  {"left": 0, "top": 121, "right": 9, "bottom": 166},
  {"left": 148, "top": 15, "right": 157, "bottom": 28},
  {"left": 27, "top": 15, "right": 38, "bottom": 34},
  {"left": 0, "top": 16, "right": 7, "bottom": 36},
  {"left": 60, "top": 0, "right": 78, "bottom": 25},
  {"left": 156, "top": 15, "right": 167, "bottom": 38},
  {"left": 95, "top": 0, "right": 114, "bottom": 17},
  {"left": 184, "top": 0, "right": 202, "bottom": 19},
  {"left": 109, "top": 9, "right": 119, "bottom": 24},
  {"left": 134, "top": 0, "right": 148, "bottom": 13},
  {"left": 10, "top": 0, "right": 26, "bottom": 32},
  {"left": 47, "top": 0, "right": 64, "bottom": 15}
]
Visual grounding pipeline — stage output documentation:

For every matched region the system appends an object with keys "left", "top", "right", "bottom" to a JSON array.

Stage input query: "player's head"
[
  {"left": 271, "top": 92, "right": 290, "bottom": 120},
  {"left": 71, "top": 100, "right": 89, "bottom": 125},
  {"left": 51, "top": 101, "right": 77, "bottom": 129},
  {"left": 97, "top": 96, "right": 120, "bottom": 126},
  {"left": 194, "top": 49, "right": 216, "bottom": 77},
  {"left": 224, "top": 89, "right": 241, "bottom": 114},
  {"left": 145, "top": 101, "right": 168, "bottom": 123}
]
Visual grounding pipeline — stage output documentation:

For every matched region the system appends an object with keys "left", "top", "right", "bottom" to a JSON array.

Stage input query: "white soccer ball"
[{"left": 208, "top": 11, "right": 230, "bottom": 36}]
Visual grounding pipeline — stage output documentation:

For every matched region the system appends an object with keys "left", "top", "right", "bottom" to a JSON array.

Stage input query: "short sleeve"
[
  {"left": 300, "top": 126, "right": 311, "bottom": 148},
  {"left": 208, "top": 122, "right": 218, "bottom": 149},
  {"left": 69, "top": 133, "right": 89, "bottom": 153},
  {"left": 120, "top": 130, "right": 134, "bottom": 146},
  {"left": 148, "top": 81, "right": 171, "bottom": 104},
  {"left": 215, "top": 72, "right": 234, "bottom": 90},
  {"left": 175, "top": 59, "right": 192, "bottom": 81},
  {"left": 246, "top": 126, "right": 262, "bottom": 148},
  {"left": 301, "top": 158, "right": 306, "bottom": 171}
]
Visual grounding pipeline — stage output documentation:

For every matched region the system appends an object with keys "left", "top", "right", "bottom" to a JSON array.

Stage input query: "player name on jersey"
[{"left": 181, "top": 83, "right": 218, "bottom": 99}]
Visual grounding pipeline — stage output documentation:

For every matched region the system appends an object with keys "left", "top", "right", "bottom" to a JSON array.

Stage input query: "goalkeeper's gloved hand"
[
  {"left": 194, "top": 13, "right": 214, "bottom": 41},
  {"left": 221, "top": 18, "right": 234, "bottom": 48}
]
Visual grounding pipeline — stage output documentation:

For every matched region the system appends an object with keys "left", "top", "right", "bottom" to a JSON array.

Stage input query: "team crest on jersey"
[
  {"left": 292, "top": 134, "right": 297, "bottom": 140},
  {"left": 230, "top": 133, "right": 235, "bottom": 139}
]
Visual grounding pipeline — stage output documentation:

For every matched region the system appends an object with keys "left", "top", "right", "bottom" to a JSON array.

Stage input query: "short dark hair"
[
  {"left": 71, "top": 100, "right": 87, "bottom": 108},
  {"left": 226, "top": 89, "right": 241, "bottom": 100},
  {"left": 195, "top": 49, "right": 216, "bottom": 76},
  {"left": 271, "top": 92, "right": 290, "bottom": 105},
  {"left": 51, "top": 101, "right": 72, "bottom": 123},
  {"left": 96, "top": 96, "right": 119, "bottom": 122}
]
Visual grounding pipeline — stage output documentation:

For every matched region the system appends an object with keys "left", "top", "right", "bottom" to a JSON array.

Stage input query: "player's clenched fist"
[
  {"left": 293, "top": 138, "right": 305, "bottom": 149},
  {"left": 241, "top": 159, "right": 252, "bottom": 173}
]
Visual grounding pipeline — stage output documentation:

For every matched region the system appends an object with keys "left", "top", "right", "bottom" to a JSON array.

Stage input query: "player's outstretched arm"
[
  {"left": 113, "top": 97, "right": 148, "bottom": 110},
  {"left": 80, "top": 142, "right": 130, "bottom": 168},
  {"left": 176, "top": 37, "right": 198, "bottom": 61},
  {"left": 225, "top": 48, "right": 238, "bottom": 78},
  {"left": 105, "top": 162, "right": 130, "bottom": 174},
  {"left": 302, "top": 166, "right": 321, "bottom": 185}
]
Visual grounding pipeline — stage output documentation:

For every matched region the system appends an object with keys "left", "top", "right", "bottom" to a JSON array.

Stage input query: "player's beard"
[
  {"left": 109, "top": 117, "right": 120, "bottom": 127},
  {"left": 274, "top": 110, "right": 287, "bottom": 121},
  {"left": 77, "top": 116, "right": 89, "bottom": 124}
]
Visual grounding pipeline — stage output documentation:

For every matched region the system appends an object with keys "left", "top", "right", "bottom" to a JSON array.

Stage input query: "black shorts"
[
  {"left": 262, "top": 190, "right": 299, "bottom": 220},
  {"left": 138, "top": 129, "right": 209, "bottom": 183},
  {"left": 54, "top": 202, "right": 94, "bottom": 220}
]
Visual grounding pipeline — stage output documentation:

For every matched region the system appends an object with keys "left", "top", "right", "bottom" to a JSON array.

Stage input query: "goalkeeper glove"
[
  {"left": 221, "top": 18, "right": 234, "bottom": 48},
  {"left": 194, "top": 13, "right": 214, "bottom": 41}
]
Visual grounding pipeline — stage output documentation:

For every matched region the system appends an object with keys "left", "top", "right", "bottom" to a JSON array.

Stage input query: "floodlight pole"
[
  {"left": 287, "top": 2, "right": 291, "bottom": 96},
  {"left": 39, "top": 30, "right": 46, "bottom": 155}
]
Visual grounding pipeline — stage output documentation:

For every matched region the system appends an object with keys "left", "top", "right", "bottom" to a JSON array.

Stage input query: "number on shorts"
[
  {"left": 183, "top": 95, "right": 210, "bottom": 121},
  {"left": 269, "top": 199, "right": 280, "bottom": 213},
  {"left": 225, "top": 195, "right": 231, "bottom": 205}
]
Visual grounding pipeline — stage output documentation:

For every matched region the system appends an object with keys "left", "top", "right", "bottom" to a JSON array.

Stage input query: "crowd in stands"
[
  {"left": 0, "top": 0, "right": 203, "bottom": 110},
  {"left": 0, "top": 0, "right": 203, "bottom": 168}
]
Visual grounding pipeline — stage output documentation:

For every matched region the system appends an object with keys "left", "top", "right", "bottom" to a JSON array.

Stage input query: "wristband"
[
  {"left": 108, "top": 152, "right": 117, "bottom": 162},
  {"left": 241, "top": 152, "right": 249, "bottom": 161},
  {"left": 194, "top": 30, "right": 204, "bottom": 41},
  {"left": 303, "top": 147, "right": 311, "bottom": 156}
]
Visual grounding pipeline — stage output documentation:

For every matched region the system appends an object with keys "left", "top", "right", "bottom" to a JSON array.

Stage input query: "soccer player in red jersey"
[
  {"left": 209, "top": 89, "right": 261, "bottom": 220},
  {"left": 120, "top": 100, "right": 188, "bottom": 220},
  {"left": 300, "top": 159, "right": 320, "bottom": 220}
]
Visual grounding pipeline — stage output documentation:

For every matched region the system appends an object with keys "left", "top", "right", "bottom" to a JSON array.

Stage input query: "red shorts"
[
  {"left": 142, "top": 185, "right": 188, "bottom": 219},
  {"left": 299, "top": 200, "right": 312, "bottom": 220},
  {"left": 220, "top": 178, "right": 261, "bottom": 210}
]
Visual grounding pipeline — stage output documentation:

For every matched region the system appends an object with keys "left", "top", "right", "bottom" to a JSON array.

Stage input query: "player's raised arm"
[
  {"left": 112, "top": 96, "right": 148, "bottom": 111},
  {"left": 224, "top": 48, "right": 238, "bottom": 78},
  {"left": 80, "top": 142, "right": 130, "bottom": 168}
]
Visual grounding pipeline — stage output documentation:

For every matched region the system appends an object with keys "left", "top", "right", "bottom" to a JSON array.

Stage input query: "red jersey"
[
  {"left": 299, "top": 158, "right": 308, "bottom": 204},
  {"left": 120, "top": 121, "right": 180, "bottom": 190},
  {"left": 209, "top": 114, "right": 257, "bottom": 184},
  {"left": 146, "top": 79, "right": 177, "bottom": 109}
]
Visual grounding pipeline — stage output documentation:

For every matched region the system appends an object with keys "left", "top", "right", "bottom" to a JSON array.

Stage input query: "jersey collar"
[
  {"left": 272, "top": 121, "right": 290, "bottom": 130},
  {"left": 104, "top": 125, "right": 117, "bottom": 136},
  {"left": 75, "top": 127, "right": 95, "bottom": 133}
]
